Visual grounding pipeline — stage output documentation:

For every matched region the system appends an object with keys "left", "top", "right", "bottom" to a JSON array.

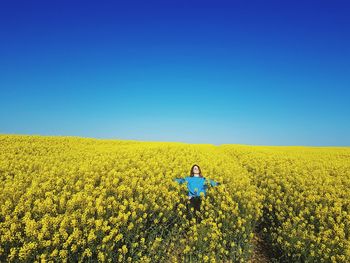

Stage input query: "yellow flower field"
[
  {"left": 0, "top": 135, "right": 262, "bottom": 262},
  {"left": 221, "top": 145, "right": 350, "bottom": 262},
  {"left": 1, "top": 135, "right": 349, "bottom": 262}
]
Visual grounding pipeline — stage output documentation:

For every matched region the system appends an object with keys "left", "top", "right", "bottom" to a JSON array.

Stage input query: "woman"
[{"left": 174, "top": 164, "right": 221, "bottom": 223}]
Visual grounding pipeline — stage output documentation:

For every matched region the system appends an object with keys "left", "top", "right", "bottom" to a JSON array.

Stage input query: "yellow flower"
[
  {"left": 98, "top": 252, "right": 105, "bottom": 262},
  {"left": 127, "top": 222, "right": 134, "bottom": 230},
  {"left": 184, "top": 245, "right": 191, "bottom": 254},
  {"left": 83, "top": 248, "right": 92, "bottom": 257},
  {"left": 122, "top": 245, "right": 128, "bottom": 254}
]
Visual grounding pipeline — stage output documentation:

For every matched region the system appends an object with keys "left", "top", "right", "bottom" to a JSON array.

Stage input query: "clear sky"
[{"left": 1, "top": 0, "right": 349, "bottom": 146}]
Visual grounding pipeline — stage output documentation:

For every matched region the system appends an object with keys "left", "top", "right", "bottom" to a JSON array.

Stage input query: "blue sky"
[{"left": 1, "top": 0, "right": 349, "bottom": 146}]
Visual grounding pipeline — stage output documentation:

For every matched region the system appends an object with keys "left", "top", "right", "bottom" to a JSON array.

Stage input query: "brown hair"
[{"left": 190, "top": 164, "right": 203, "bottom": 177}]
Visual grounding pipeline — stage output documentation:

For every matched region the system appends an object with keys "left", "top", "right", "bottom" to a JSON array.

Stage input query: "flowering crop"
[
  {"left": 221, "top": 145, "right": 350, "bottom": 262},
  {"left": 0, "top": 135, "right": 262, "bottom": 262}
]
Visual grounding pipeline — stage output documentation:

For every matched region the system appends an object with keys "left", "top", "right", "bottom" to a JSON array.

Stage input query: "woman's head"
[{"left": 190, "top": 164, "right": 203, "bottom": 177}]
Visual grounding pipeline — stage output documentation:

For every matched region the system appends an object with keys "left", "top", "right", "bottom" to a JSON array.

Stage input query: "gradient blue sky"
[{"left": 1, "top": 0, "right": 349, "bottom": 146}]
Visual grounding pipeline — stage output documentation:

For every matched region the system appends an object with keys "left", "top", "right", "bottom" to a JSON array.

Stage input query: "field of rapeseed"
[
  {"left": 221, "top": 145, "right": 350, "bottom": 262},
  {"left": 1, "top": 135, "right": 349, "bottom": 262},
  {"left": 0, "top": 135, "right": 262, "bottom": 262}
]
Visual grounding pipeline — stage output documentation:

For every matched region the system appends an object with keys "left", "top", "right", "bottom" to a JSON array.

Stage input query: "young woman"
[{"left": 174, "top": 164, "right": 221, "bottom": 223}]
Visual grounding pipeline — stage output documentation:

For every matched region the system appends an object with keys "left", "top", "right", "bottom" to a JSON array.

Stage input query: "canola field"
[{"left": 0, "top": 134, "right": 349, "bottom": 262}]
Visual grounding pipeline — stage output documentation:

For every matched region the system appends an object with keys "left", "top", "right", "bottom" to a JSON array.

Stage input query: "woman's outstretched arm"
[
  {"left": 174, "top": 178, "right": 186, "bottom": 185},
  {"left": 209, "top": 179, "right": 220, "bottom": 187}
]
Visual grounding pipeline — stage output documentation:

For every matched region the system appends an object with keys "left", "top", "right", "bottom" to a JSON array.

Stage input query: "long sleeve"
[
  {"left": 209, "top": 179, "right": 220, "bottom": 187},
  {"left": 174, "top": 178, "right": 186, "bottom": 185}
]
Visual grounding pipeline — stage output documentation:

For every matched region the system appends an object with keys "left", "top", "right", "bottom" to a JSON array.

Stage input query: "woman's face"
[{"left": 193, "top": 166, "right": 200, "bottom": 174}]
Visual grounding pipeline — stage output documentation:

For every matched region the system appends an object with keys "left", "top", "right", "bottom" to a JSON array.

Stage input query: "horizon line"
[{"left": 1, "top": 133, "right": 349, "bottom": 148}]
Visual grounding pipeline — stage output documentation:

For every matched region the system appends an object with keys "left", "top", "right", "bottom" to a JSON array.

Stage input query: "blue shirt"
[{"left": 174, "top": 176, "right": 220, "bottom": 198}]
